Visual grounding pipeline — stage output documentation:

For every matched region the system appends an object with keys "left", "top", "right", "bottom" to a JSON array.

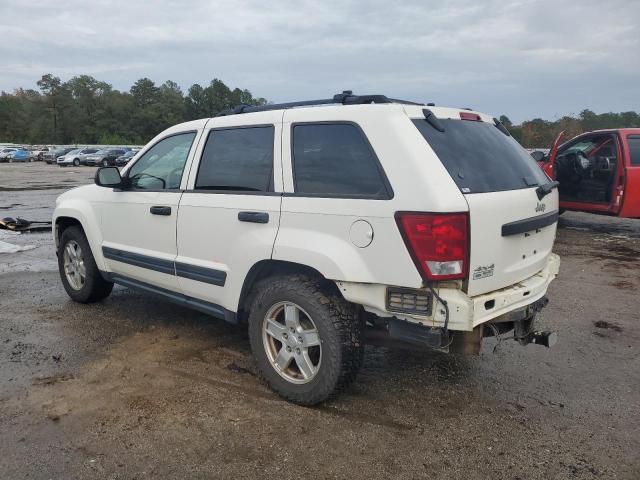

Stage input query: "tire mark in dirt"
[{"left": 164, "top": 367, "right": 416, "bottom": 431}]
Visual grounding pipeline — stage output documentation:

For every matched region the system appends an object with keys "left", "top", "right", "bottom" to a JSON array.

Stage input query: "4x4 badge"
[
  {"left": 473, "top": 264, "right": 495, "bottom": 280},
  {"left": 536, "top": 202, "right": 546, "bottom": 213}
]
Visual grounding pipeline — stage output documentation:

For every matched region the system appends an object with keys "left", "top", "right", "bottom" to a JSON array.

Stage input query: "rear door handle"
[
  {"left": 150, "top": 206, "right": 171, "bottom": 216},
  {"left": 238, "top": 211, "right": 269, "bottom": 223}
]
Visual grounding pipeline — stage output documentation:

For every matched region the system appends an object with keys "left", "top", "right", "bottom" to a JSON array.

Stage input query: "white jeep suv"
[{"left": 53, "top": 92, "right": 560, "bottom": 405}]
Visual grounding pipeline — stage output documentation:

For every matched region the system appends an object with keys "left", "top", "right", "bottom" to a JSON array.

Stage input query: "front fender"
[{"left": 53, "top": 185, "right": 106, "bottom": 271}]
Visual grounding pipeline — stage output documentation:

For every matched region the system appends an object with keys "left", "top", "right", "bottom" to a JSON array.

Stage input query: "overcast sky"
[{"left": 0, "top": 0, "right": 638, "bottom": 123}]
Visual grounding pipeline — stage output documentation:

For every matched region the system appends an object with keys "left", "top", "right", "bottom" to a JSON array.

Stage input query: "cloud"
[{"left": 0, "top": 0, "right": 638, "bottom": 122}]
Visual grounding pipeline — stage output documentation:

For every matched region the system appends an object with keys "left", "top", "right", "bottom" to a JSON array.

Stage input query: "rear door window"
[
  {"left": 292, "top": 123, "right": 391, "bottom": 198},
  {"left": 413, "top": 119, "right": 549, "bottom": 193},
  {"left": 628, "top": 136, "right": 640, "bottom": 166},
  {"left": 195, "top": 126, "right": 274, "bottom": 192}
]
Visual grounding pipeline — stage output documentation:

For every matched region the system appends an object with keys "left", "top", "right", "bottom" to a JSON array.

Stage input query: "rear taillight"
[{"left": 395, "top": 212, "right": 469, "bottom": 281}]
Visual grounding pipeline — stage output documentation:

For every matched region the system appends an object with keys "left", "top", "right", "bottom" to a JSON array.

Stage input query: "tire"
[
  {"left": 58, "top": 226, "right": 113, "bottom": 303},
  {"left": 247, "top": 274, "right": 363, "bottom": 405},
  {"left": 73, "top": 158, "right": 80, "bottom": 166},
  {"left": 102, "top": 159, "right": 109, "bottom": 167}
]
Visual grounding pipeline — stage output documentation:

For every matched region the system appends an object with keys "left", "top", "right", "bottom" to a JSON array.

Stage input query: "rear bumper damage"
[{"left": 338, "top": 253, "right": 561, "bottom": 353}]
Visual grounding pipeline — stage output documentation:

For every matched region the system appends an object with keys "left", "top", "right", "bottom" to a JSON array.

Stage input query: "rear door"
[
  {"left": 412, "top": 114, "right": 558, "bottom": 296},
  {"left": 176, "top": 112, "right": 283, "bottom": 314}
]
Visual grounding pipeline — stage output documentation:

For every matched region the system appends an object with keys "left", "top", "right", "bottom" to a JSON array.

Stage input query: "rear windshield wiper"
[
  {"left": 422, "top": 109, "right": 445, "bottom": 132},
  {"left": 536, "top": 180, "right": 559, "bottom": 200}
]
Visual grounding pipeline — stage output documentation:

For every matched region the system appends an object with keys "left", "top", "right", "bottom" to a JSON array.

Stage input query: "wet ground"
[{"left": 1, "top": 163, "right": 639, "bottom": 479}]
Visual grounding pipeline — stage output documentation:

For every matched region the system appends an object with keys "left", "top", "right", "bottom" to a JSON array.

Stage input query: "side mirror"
[
  {"left": 95, "top": 166, "right": 123, "bottom": 188},
  {"left": 530, "top": 151, "right": 546, "bottom": 162}
]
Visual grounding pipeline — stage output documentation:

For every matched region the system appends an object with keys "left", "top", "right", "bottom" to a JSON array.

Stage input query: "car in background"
[
  {"left": 30, "top": 146, "right": 51, "bottom": 161},
  {"left": 115, "top": 150, "right": 137, "bottom": 166},
  {"left": 84, "top": 148, "right": 129, "bottom": 167},
  {"left": 0, "top": 148, "right": 18, "bottom": 162},
  {"left": 10, "top": 149, "right": 34, "bottom": 162},
  {"left": 57, "top": 148, "right": 99, "bottom": 167},
  {"left": 44, "top": 147, "right": 74, "bottom": 164},
  {"left": 533, "top": 128, "right": 640, "bottom": 219}
]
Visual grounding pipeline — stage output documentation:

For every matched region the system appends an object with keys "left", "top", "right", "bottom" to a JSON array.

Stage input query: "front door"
[
  {"left": 551, "top": 133, "right": 623, "bottom": 215},
  {"left": 100, "top": 131, "right": 200, "bottom": 291},
  {"left": 176, "top": 112, "right": 283, "bottom": 315}
]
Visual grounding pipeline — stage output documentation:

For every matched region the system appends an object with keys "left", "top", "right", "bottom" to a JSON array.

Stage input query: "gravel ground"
[{"left": 0, "top": 163, "right": 639, "bottom": 479}]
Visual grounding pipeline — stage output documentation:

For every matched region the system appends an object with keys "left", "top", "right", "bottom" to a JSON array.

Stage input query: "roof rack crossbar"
[{"left": 216, "top": 91, "right": 424, "bottom": 116}]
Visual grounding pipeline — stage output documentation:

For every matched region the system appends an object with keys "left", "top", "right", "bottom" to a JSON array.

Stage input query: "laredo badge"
[{"left": 473, "top": 263, "right": 495, "bottom": 280}]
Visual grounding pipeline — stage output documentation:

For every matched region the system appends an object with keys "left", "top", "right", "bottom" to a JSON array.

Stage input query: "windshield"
[{"left": 413, "top": 118, "right": 549, "bottom": 194}]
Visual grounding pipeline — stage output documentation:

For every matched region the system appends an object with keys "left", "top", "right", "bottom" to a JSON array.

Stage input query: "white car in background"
[
  {"left": 57, "top": 148, "right": 99, "bottom": 167},
  {"left": 0, "top": 148, "right": 18, "bottom": 162}
]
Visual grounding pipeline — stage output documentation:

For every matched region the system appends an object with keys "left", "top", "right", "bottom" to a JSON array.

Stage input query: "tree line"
[
  {"left": 500, "top": 110, "right": 640, "bottom": 148},
  {"left": 0, "top": 74, "right": 638, "bottom": 147},
  {"left": 0, "top": 74, "right": 267, "bottom": 145}
]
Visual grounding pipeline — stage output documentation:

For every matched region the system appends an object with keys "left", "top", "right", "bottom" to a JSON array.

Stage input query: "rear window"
[
  {"left": 292, "top": 123, "right": 391, "bottom": 198},
  {"left": 413, "top": 118, "right": 549, "bottom": 193},
  {"left": 628, "top": 136, "right": 640, "bottom": 166}
]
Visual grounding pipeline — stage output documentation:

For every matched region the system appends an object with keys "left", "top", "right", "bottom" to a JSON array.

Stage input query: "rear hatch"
[{"left": 411, "top": 110, "right": 558, "bottom": 296}]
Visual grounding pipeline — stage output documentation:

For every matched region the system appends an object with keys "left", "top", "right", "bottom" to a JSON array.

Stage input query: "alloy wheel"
[
  {"left": 262, "top": 301, "right": 322, "bottom": 384},
  {"left": 63, "top": 240, "right": 86, "bottom": 290}
]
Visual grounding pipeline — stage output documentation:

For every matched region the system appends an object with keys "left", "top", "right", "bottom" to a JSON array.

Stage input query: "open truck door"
[
  {"left": 543, "top": 131, "right": 564, "bottom": 180},
  {"left": 550, "top": 131, "right": 627, "bottom": 216}
]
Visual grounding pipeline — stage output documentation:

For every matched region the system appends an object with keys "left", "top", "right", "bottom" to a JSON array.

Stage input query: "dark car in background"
[
  {"left": 83, "top": 148, "right": 129, "bottom": 167},
  {"left": 44, "top": 147, "right": 74, "bottom": 164},
  {"left": 114, "top": 150, "right": 137, "bottom": 166}
]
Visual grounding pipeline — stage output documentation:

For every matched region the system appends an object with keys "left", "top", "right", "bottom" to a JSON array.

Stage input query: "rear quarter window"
[
  {"left": 292, "top": 123, "right": 391, "bottom": 198},
  {"left": 413, "top": 118, "right": 549, "bottom": 193}
]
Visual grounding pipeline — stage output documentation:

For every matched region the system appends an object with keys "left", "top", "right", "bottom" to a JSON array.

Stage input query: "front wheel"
[
  {"left": 102, "top": 159, "right": 109, "bottom": 167},
  {"left": 248, "top": 275, "right": 363, "bottom": 405},
  {"left": 58, "top": 226, "right": 113, "bottom": 303}
]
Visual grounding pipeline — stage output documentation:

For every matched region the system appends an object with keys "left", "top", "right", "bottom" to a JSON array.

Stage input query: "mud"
[{"left": 1, "top": 163, "right": 639, "bottom": 479}]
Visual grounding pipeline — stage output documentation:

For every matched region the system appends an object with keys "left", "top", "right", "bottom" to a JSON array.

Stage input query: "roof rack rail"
[{"left": 216, "top": 90, "right": 424, "bottom": 116}]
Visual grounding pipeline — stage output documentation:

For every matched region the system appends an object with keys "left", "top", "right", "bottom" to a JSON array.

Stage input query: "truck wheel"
[
  {"left": 58, "top": 226, "right": 113, "bottom": 303},
  {"left": 247, "top": 275, "right": 363, "bottom": 405}
]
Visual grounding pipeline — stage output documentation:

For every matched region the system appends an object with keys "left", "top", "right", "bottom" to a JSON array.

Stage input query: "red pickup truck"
[{"left": 533, "top": 128, "right": 640, "bottom": 218}]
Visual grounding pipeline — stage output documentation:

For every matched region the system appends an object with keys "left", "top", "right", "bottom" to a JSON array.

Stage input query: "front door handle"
[
  {"left": 150, "top": 206, "right": 171, "bottom": 216},
  {"left": 238, "top": 211, "right": 269, "bottom": 223}
]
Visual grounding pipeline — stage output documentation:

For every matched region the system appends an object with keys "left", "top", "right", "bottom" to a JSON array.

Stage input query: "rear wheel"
[
  {"left": 248, "top": 275, "right": 363, "bottom": 405},
  {"left": 58, "top": 226, "right": 113, "bottom": 303},
  {"left": 102, "top": 159, "right": 109, "bottom": 167},
  {"left": 73, "top": 158, "right": 80, "bottom": 166}
]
